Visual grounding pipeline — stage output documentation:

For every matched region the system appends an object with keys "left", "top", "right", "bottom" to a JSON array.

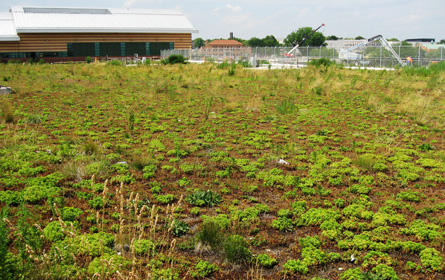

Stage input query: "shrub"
[
  {"left": 43, "top": 221, "right": 65, "bottom": 242},
  {"left": 308, "top": 58, "right": 333, "bottom": 67},
  {"left": 223, "top": 235, "right": 252, "bottom": 264},
  {"left": 171, "top": 220, "right": 189, "bottom": 237},
  {"left": 419, "top": 248, "right": 443, "bottom": 271},
  {"left": 62, "top": 207, "right": 83, "bottom": 221},
  {"left": 371, "top": 264, "right": 400, "bottom": 280},
  {"left": 339, "top": 268, "right": 366, "bottom": 280},
  {"left": 107, "top": 60, "right": 123, "bottom": 66},
  {"left": 68, "top": 232, "right": 115, "bottom": 257},
  {"left": 88, "top": 196, "right": 104, "bottom": 209},
  {"left": 87, "top": 253, "right": 130, "bottom": 276},
  {"left": 190, "top": 260, "right": 219, "bottom": 278},
  {"left": 0, "top": 191, "right": 23, "bottom": 205},
  {"left": 283, "top": 259, "right": 308, "bottom": 274},
  {"left": 362, "top": 251, "right": 393, "bottom": 269},
  {"left": 155, "top": 194, "right": 176, "bottom": 204},
  {"left": 134, "top": 239, "right": 155, "bottom": 256},
  {"left": 85, "top": 56, "right": 93, "bottom": 63},
  {"left": 186, "top": 189, "right": 222, "bottom": 207},
  {"left": 162, "top": 54, "right": 187, "bottom": 65},
  {"left": 299, "top": 236, "right": 321, "bottom": 249},
  {"left": 143, "top": 164, "right": 157, "bottom": 179},
  {"left": 272, "top": 217, "right": 294, "bottom": 232},
  {"left": 256, "top": 254, "right": 278, "bottom": 268}
]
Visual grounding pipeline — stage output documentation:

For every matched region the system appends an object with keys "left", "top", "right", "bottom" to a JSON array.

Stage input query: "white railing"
[{"left": 162, "top": 45, "right": 444, "bottom": 67}]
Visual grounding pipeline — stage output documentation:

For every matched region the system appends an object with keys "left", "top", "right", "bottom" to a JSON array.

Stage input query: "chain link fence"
[{"left": 162, "top": 45, "right": 444, "bottom": 68}]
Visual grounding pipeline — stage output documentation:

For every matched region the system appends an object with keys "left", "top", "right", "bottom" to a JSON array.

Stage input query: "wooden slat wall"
[{"left": 0, "top": 33, "right": 192, "bottom": 52}]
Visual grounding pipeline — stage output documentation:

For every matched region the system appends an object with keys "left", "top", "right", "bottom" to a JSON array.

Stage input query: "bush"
[
  {"left": 419, "top": 248, "right": 443, "bottom": 271},
  {"left": 67, "top": 232, "right": 115, "bottom": 257},
  {"left": 85, "top": 56, "right": 93, "bottom": 64},
  {"left": 223, "top": 235, "right": 252, "bottom": 264},
  {"left": 87, "top": 253, "right": 130, "bottom": 276},
  {"left": 43, "top": 221, "right": 65, "bottom": 242},
  {"left": 134, "top": 239, "right": 155, "bottom": 256},
  {"left": 0, "top": 191, "right": 23, "bottom": 205},
  {"left": 155, "top": 194, "right": 176, "bottom": 204},
  {"left": 283, "top": 259, "right": 308, "bottom": 274},
  {"left": 308, "top": 58, "right": 333, "bottom": 67},
  {"left": 256, "top": 254, "right": 278, "bottom": 268},
  {"left": 272, "top": 217, "right": 294, "bottom": 232},
  {"left": 88, "top": 196, "right": 104, "bottom": 209},
  {"left": 107, "top": 60, "right": 123, "bottom": 66},
  {"left": 162, "top": 55, "right": 188, "bottom": 65},
  {"left": 371, "top": 264, "right": 400, "bottom": 280},
  {"left": 186, "top": 189, "right": 222, "bottom": 207},
  {"left": 171, "top": 220, "right": 189, "bottom": 237},
  {"left": 190, "top": 260, "right": 219, "bottom": 278},
  {"left": 62, "top": 207, "right": 83, "bottom": 221}
]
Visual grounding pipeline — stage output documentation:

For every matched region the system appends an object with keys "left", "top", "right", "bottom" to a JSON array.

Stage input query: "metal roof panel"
[{"left": 9, "top": 6, "right": 198, "bottom": 34}]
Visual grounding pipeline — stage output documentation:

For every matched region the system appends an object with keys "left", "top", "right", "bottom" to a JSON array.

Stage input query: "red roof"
[{"left": 207, "top": 40, "right": 243, "bottom": 47}]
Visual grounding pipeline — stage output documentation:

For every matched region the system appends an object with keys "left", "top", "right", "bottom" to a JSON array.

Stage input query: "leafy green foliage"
[
  {"left": 272, "top": 217, "right": 294, "bottom": 232},
  {"left": 283, "top": 259, "right": 308, "bottom": 274},
  {"left": 43, "top": 221, "right": 65, "bottom": 242},
  {"left": 190, "top": 260, "right": 219, "bottom": 278},
  {"left": 256, "top": 254, "right": 278, "bottom": 268},
  {"left": 134, "top": 239, "right": 155, "bottom": 256},
  {"left": 419, "top": 248, "right": 443, "bottom": 271},
  {"left": 171, "top": 221, "right": 189, "bottom": 237},
  {"left": 186, "top": 190, "right": 222, "bottom": 207},
  {"left": 87, "top": 253, "right": 131, "bottom": 276},
  {"left": 162, "top": 55, "right": 188, "bottom": 65}
]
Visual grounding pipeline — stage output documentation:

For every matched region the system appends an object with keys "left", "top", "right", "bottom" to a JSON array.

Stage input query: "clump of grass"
[
  {"left": 0, "top": 97, "right": 14, "bottom": 123},
  {"left": 83, "top": 141, "right": 99, "bottom": 155},
  {"left": 196, "top": 221, "right": 224, "bottom": 250},
  {"left": 353, "top": 154, "right": 376, "bottom": 171},
  {"left": 276, "top": 98, "right": 297, "bottom": 114}
]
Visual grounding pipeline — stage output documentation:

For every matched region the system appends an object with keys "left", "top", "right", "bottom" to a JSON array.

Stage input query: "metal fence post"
[
  {"left": 418, "top": 45, "right": 421, "bottom": 66},
  {"left": 380, "top": 45, "right": 382, "bottom": 68}
]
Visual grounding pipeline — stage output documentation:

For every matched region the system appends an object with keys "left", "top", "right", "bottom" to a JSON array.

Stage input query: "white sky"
[{"left": 1, "top": 0, "right": 444, "bottom": 41}]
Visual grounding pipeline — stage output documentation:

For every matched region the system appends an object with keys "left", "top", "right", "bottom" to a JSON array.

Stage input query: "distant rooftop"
[
  {"left": 406, "top": 38, "right": 435, "bottom": 43},
  {"left": 0, "top": 6, "right": 198, "bottom": 41}
]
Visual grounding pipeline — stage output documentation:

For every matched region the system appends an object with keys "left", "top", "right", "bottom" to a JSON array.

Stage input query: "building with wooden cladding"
[{"left": 0, "top": 6, "right": 198, "bottom": 61}]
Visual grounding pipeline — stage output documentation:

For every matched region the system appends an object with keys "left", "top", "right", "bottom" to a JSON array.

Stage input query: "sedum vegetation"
[{"left": 0, "top": 60, "right": 444, "bottom": 279}]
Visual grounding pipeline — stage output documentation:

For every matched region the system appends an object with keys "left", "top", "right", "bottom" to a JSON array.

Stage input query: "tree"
[
  {"left": 355, "top": 36, "right": 365, "bottom": 40},
  {"left": 387, "top": 38, "right": 399, "bottom": 42},
  {"left": 326, "top": 35, "right": 341, "bottom": 40},
  {"left": 284, "top": 27, "right": 325, "bottom": 47},
  {"left": 232, "top": 37, "right": 247, "bottom": 46},
  {"left": 193, "top": 38, "right": 205, "bottom": 48},
  {"left": 439, "top": 39, "right": 445, "bottom": 44},
  {"left": 263, "top": 35, "right": 280, "bottom": 47},
  {"left": 247, "top": 37, "right": 264, "bottom": 47}
]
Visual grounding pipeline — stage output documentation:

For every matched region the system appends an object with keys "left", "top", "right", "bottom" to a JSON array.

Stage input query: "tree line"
[{"left": 193, "top": 27, "right": 445, "bottom": 50}]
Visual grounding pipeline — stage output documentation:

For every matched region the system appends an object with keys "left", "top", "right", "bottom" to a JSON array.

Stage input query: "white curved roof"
[
  {"left": 0, "top": 12, "right": 19, "bottom": 41},
  {"left": 0, "top": 6, "right": 198, "bottom": 41}
]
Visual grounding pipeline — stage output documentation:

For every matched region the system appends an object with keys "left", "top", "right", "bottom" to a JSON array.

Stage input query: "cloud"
[
  {"left": 226, "top": 4, "right": 242, "bottom": 12},
  {"left": 297, "top": 7, "right": 309, "bottom": 19},
  {"left": 223, "top": 13, "right": 251, "bottom": 25},
  {"left": 122, "top": 0, "right": 163, "bottom": 8},
  {"left": 392, "top": 14, "right": 424, "bottom": 24}
]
